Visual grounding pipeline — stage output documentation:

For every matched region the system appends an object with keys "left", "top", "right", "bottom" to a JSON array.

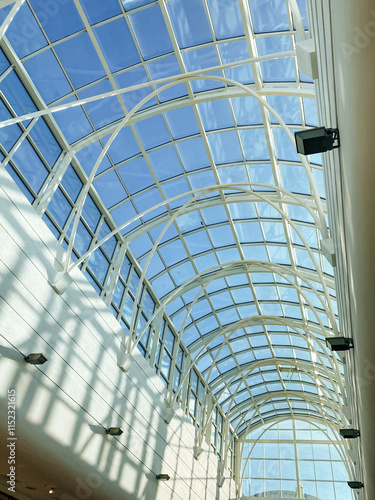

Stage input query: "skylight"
[{"left": 0, "top": 0, "right": 344, "bottom": 474}]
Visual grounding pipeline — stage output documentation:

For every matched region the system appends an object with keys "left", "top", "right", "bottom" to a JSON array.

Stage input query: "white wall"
[
  {"left": 310, "top": 0, "right": 375, "bottom": 498},
  {"left": 0, "top": 167, "right": 237, "bottom": 500}
]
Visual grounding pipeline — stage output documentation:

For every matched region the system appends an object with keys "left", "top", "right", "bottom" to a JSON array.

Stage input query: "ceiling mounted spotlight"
[
  {"left": 348, "top": 481, "right": 364, "bottom": 489},
  {"left": 24, "top": 353, "right": 48, "bottom": 365},
  {"left": 325, "top": 337, "right": 353, "bottom": 352},
  {"left": 340, "top": 429, "right": 360, "bottom": 439},
  {"left": 106, "top": 427, "right": 123, "bottom": 436},
  {"left": 156, "top": 474, "right": 170, "bottom": 481},
  {"left": 295, "top": 127, "right": 340, "bottom": 155},
  {"left": 48, "top": 488, "right": 55, "bottom": 494}
]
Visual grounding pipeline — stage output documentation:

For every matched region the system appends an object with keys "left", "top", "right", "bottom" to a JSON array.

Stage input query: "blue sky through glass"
[{"left": 0, "top": 1, "right": 345, "bottom": 495}]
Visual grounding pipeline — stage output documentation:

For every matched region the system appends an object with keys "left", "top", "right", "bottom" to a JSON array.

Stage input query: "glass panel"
[{"left": 3, "top": 4, "right": 344, "bottom": 487}]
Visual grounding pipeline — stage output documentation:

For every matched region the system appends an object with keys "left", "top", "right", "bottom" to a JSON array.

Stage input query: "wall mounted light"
[
  {"left": 325, "top": 337, "right": 353, "bottom": 352},
  {"left": 156, "top": 474, "right": 170, "bottom": 481},
  {"left": 340, "top": 429, "right": 360, "bottom": 439},
  {"left": 106, "top": 427, "right": 123, "bottom": 436},
  {"left": 24, "top": 353, "right": 48, "bottom": 365},
  {"left": 295, "top": 127, "right": 340, "bottom": 155},
  {"left": 348, "top": 481, "right": 364, "bottom": 489}
]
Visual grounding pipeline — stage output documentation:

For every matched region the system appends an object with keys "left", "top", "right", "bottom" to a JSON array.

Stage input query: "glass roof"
[{"left": 0, "top": 0, "right": 343, "bottom": 435}]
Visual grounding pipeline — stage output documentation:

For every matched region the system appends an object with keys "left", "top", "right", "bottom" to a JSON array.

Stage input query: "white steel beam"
[{"left": 0, "top": 0, "right": 24, "bottom": 41}]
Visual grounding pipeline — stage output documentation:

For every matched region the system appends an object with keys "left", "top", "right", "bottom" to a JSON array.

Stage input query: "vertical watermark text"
[{"left": 7, "top": 389, "right": 16, "bottom": 494}]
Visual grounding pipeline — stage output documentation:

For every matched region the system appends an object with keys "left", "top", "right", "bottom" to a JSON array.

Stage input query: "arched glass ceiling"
[{"left": 0, "top": 0, "right": 343, "bottom": 437}]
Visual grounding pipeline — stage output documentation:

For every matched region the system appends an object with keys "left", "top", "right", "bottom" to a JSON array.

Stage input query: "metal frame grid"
[
  {"left": 241, "top": 418, "right": 355, "bottom": 499},
  {"left": 0, "top": 0, "right": 350, "bottom": 493}
]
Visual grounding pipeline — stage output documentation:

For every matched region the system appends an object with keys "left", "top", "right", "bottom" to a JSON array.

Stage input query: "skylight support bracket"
[
  {"left": 118, "top": 352, "right": 133, "bottom": 373},
  {"left": 296, "top": 38, "right": 319, "bottom": 79},
  {"left": 217, "top": 461, "right": 225, "bottom": 488},
  {"left": 52, "top": 270, "right": 73, "bottom": 295},
  {"left": 342, "top": 404, "right": 353, "bottom": 425},
  {"left": 162, "top": 405, "right": 174, "bottom": 425},
  {"left": 193, "top": 445, "right": 203, "bottom": 460},
  {"left": 321, "top": 237, "right": 337, "bottom": 267}
]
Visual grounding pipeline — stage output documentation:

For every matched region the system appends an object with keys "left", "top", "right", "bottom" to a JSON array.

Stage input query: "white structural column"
[{"left": 329, "top": 0, "right": 375, "bottom": 498}]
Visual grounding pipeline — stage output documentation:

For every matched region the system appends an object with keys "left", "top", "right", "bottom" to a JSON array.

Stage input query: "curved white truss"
[{"left": 0, "top": 0, "right": 350, "bottom": 495}]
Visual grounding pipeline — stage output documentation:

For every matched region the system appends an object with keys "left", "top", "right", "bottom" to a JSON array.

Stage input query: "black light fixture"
[
  {"left": 295, "top": 127, "right": 340, "bottom": 155},
  {"left": 325, "top": 337, "right": 353, "bottom": 352},
  {"left": 348, "top": 481, "right": 364, "bottom": 489},
  {"left": 156, "top": 474, "right": 170, "bottom": 481},
  {"left": 106, "top": 427, "right": 123, "bottom": 436},
  {"left": 24, "top": 353, "right": 48, "bottom": 365},
  {"left": 340, "top": 429, "right": 360, "bottom": 439}
]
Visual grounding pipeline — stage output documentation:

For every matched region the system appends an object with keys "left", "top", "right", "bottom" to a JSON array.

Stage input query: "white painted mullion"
[
  {"left": 72, "top": 1, "right": 176, "bottom": 353},
  {"left": 0, "top": 116, "right": 37, "bottom": 169},
  {"left": 0, "top": 63, "right": 12, "bottom": 84},
  {"left": 287, "top": 0, "right": 307, "bottom": 42},
  {"left": 237, "top": 1, "right": 335, "bottom": 426},
  {"left": 159, "top": 0, "right": 234, "bottom": 348},
  {"left": 34, "top": 151, "right": 73, "bottom": 214},
  {"left": 0, "top": 57, "right": 310, "bottom": 132},
  {"left": 239, "top": 0, "right": 294, "bottom": 343},
  {"left": 0, "top": 0, "right": 24, "bottom": 42},
  {"left": 103, "top": 241, "right": 127, "bottom": 306}
]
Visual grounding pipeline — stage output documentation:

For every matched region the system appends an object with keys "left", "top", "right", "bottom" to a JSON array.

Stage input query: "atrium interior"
[{"left": 0, "top": 0, "right": 373, "bottom": 499}]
